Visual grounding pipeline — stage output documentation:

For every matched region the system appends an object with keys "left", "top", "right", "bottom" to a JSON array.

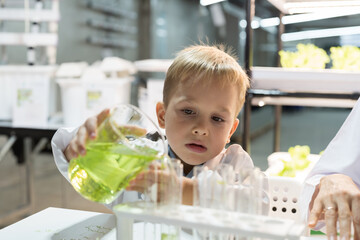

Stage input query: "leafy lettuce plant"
[
  {"left": 279, "top": 44, "right": 330, "bottom": 69},
  {"left": 330, "top": 45, "right": 360, "bottom": 71},
  {"left": 278, "top": 145, "right": 311, "bottom": 177}
]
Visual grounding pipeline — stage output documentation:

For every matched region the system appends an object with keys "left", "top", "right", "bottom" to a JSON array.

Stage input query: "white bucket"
[
  {"left": 0, "top": 65, "right": 56, "bottom": 126},
  {"left": 0, "top": 69, "right": 13, "bottom": 120},
  {"left": 57, "top": 77, "right": 133, "bottom": 127},
  {"left": 138, "top": 79, "right": 164, "bottom": 128}
]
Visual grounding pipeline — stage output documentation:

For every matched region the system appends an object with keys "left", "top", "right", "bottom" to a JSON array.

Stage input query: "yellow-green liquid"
[{"left": 68, "top": 142, "right": 158, "bottom": 204}]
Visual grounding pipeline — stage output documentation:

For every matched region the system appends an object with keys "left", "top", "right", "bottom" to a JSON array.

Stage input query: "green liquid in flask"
[{"left": 68, "top": 142, "right": 159, "bottom": 204}]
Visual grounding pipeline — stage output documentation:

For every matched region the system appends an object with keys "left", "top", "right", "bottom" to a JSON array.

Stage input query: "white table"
[
  {"left": 0, "top": 207, "right": 116, "bottom": 240},
  {"left": 0, "top": 207, "right": 326, "bottom": 240}
]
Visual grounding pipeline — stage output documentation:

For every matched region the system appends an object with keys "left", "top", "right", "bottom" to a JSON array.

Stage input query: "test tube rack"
[{"left": 114, "top": 202, "right": 306, "bottom": 240}]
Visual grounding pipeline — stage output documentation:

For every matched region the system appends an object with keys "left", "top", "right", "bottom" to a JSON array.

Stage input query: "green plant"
[
  {"left": 277, "top": 145, "right": 311, "bottom": 177},
  {"left": 279, "top": 44, "right": 330, "bottom": 69},
  {"left": 330, "top": 45, "right": 360, "bottom": 71}
]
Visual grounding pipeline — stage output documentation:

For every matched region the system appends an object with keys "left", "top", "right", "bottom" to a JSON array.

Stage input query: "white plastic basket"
[
  {"left": 266, "top": 152, "right": 319, "bottom": 224},
  {"left": 267, "top": 176, "right": 303, "bottom": 221},
  {"left": 138, "top": 79, "right": 164, "bottom": 128}
]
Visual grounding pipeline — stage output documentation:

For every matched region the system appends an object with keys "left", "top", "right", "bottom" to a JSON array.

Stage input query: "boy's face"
[{"left": 156, "top": 80, "right": 239, "bottom": 166}]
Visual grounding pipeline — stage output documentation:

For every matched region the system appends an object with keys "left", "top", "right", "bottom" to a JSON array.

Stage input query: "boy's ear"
[
  {"left": 156, "top": 102, "right": 166, "bottom": 128},
  {"left": 227, "top": 118, "right": 239, "bottom": 143}
]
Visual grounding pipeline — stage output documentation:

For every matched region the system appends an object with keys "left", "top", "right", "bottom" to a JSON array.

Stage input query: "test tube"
[
  {"left": 157, "top": 157, "right": 183, "bottom": 207},
  {"left": 192, "top": 166, "right": 209, "bottom": 240},
  {"left": 192, "top": 165, "right": 202, "bottom": 207},
  {"left": 143, "top": 160, "right": 159, "bottom": 210},
  {"left": 193, "top": 166, "right": 210, "bottom": 208},
  {"left": 212, "top": 164, "right": 235, "bottom": 240},
  {"left": 215, "top": 164, "right": 235, "bottom": 211},
  {"left": 159, "top": 158, "right": 183, "bottom": 240},
  {"left": 168, "top": 158, "right": 183, "bottom": 206}
]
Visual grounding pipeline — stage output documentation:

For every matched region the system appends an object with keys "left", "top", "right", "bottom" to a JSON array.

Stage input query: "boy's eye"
[
  {"left": 182, "top": 109, "right": 194, "bottom": 115},
  {"left": 212, "top": 116, "right": 224, "bottom": 122}
]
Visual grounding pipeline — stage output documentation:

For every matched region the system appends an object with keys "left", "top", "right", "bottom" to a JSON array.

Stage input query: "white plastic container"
[
  {"left": 57, "top": 77, "right": 133, "bottom": 127},
  {"left": 0, "top": 68, "right": 13, "bottom": 120},
  {"left": 138, "top": 79, "right": 165, "bottom": 128},
  {"left": 0, "top": 65, "right": 56, "bottom": 126}
]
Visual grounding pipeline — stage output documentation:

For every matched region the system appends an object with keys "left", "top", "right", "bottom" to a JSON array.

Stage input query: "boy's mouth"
[{"left": 185, "top": 143, "right": 207, "bottom": 153}]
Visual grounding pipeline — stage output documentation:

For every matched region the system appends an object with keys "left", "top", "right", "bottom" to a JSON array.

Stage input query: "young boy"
[{"left": 51, "top": 44, "right": 253, "bottom": 207}]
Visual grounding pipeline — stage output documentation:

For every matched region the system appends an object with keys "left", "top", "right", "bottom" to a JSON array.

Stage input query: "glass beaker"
[{"left": 68, "top": 104, "right": 167, "bottom": 204}]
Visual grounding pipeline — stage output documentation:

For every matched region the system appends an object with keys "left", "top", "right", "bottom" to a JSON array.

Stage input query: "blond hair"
[{"left": 163, "top": 44, "right": 250, "bottom": 116}]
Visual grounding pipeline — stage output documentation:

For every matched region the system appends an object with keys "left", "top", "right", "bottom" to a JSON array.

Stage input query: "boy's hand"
[
  {"left": 126, "top": 163, "right": 183, "bottom": 203},
  {"left": 64, "top": 109, "right": 110, "bottom": 161}
]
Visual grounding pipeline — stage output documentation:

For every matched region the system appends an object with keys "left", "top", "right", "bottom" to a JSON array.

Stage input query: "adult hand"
[
  {"left": 308, "top": 174, "right": 360, "bottom": 240},
  {"left": 64, "top": 109, "right": 110, "bottom": 161}
]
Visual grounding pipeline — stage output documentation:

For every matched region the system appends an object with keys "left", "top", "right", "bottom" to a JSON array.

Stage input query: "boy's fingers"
[
  {"left": 76, "top": 126, "right": 87, "bottom": 154},
  {"left": 84, "top": 109, "right": 110, "bottom": 139},
  {"left": 128, "top": 175, "right": 156, "bottom": 188},
  {"left": 95, "top": 108, "right": 148, "bottom": 137},
  {"left": 84, "top": 117, "right": 98, "bottom": 139},
  {"left": 97, "top": 109, "right": 110, "bottom": 126},
  {"left": 64, "top": 145, "right": 78, "bottom": 162},
  {"left": 148, "top": 162, "right": 162, "bottom": 170}
]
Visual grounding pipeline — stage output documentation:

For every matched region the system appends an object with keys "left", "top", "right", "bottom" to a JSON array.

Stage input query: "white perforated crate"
[{"left": 268, "top": 176, "right": 303, "bottom": 221}]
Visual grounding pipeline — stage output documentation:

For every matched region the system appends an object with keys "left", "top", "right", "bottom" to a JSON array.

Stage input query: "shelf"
[
  {"left": 0, "top": 33, "right": 57, "bottom": 46},
  {"left": 251, "top": 67, "right": 360, "bottom": 94},
  {"left": 267, "top": 0, "right": 360, "bottom": 14},
  {"left": 86, "top": 19, "right": 137, "bottom": 34},
  {"left": 0, "top": 8, "right": 59, "bottom": 22},
  {"left": 85, "top": 0, "right": 137, "bottom": 19},
  {"left": 251, "top": 96, "right": 358, "bottom": 108},
  {"left": 86, "top": 36, "right": 136, "bottom": 48}
]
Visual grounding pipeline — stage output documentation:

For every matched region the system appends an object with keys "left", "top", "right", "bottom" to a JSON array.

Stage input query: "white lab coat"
[
  {"left": 51, "top": 127, "right": 254, "bottom": 209},
  {"left": 300, "top": 97, "right": 360, "bottom": 229}
]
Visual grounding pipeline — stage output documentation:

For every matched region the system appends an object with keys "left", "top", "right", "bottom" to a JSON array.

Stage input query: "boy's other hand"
[
  {"left": 64, "top": 108, "right": 110, "bottom": 162},
  {"left": 126, "top": 163, "right": 183, "bottom": 203}
]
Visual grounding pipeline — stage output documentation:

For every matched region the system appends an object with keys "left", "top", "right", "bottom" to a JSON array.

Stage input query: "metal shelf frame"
[{"left": 241, "top": 0, "right": 360, "bottom": 153}]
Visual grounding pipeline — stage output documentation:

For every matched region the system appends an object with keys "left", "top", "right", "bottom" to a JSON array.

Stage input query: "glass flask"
[{"left": 68, "top": 104, "right": 167, "bottom": 204}]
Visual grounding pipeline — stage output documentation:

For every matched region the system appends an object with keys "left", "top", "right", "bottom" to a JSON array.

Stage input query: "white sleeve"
[
  {"left": 51, "top": 127, "right": 142, "bottom": 206},
  {"left": 51, "top": 127, "right": 78, "bottom": 181},
  {"left": 300, "top": 97, "right": 360, "bottom": 228},
  {"left": 220, "top": 144, "right": 254, "bottom": 172}
]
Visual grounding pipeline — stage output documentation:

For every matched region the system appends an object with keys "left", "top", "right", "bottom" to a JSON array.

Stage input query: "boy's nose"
[{"left": 192, "top": 128, "right": 208, "bottom": 136}]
